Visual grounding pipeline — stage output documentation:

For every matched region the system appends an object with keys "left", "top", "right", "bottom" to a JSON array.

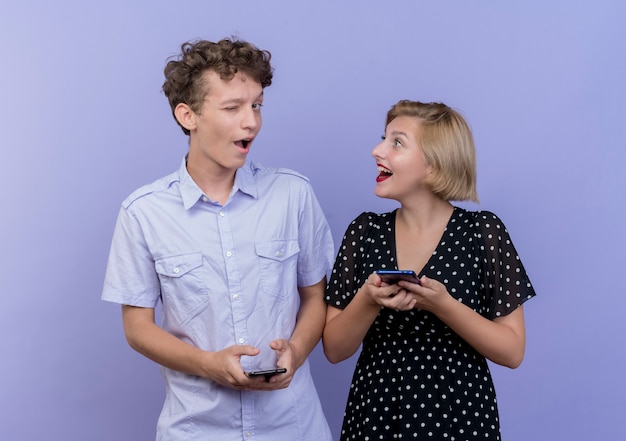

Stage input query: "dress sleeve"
[
  {"left": 325, "top": 212, "right": 374, "bottom": 309},
  {"left": 474, "top": 211, "right": 536, "bottom": 319}
]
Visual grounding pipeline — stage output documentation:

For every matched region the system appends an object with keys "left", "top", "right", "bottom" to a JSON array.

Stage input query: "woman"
[{"left": 323, "top": 100, "right": 536, "bottom": 440}]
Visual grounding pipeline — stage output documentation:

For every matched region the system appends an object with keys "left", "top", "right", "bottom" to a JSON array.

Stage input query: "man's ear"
[{"left": 174, "top": 103, "right": 196, "bottom": 132}]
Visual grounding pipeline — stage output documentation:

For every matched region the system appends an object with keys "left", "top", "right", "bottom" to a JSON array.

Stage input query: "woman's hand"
[
  {"left": 365, "top": 272, "right": 418, "bottom": 311},
  {"left": 397, "top": 275, "right": 452, "bottom": 313}
]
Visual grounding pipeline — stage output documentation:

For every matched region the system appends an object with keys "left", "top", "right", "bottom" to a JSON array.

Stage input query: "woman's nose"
[{"left": 372, "top": 140, "right": 385, "bottom": 159}]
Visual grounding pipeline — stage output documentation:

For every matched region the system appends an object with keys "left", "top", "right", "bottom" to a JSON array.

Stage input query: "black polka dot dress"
[{"left": 325, "top": 207, "right": 536, "bottom": 440}]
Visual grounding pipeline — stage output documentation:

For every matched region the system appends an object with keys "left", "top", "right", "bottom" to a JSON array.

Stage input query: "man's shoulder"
[
  {"left": 122, "top": 171, "right": 179, "bottom": 209},
  {"left": 249, "top": 161, "right": 310, "bottom": 184},
  {"left": 274, "top": 166, "right": 310, "bottom": 183}
]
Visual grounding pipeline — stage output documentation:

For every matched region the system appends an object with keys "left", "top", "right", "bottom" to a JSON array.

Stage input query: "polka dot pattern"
[{"left": 325, "top": 207, "right": 535, "bottom": 440}]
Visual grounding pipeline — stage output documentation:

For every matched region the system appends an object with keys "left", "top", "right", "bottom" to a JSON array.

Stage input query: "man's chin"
[{"left": 229, "top": 156, "right": 248, "bottom": 170}]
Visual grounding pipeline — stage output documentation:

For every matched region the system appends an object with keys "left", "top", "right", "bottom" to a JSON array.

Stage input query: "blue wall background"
[{"left": 1, "top": 1, "right": 625, "bottom": 439}]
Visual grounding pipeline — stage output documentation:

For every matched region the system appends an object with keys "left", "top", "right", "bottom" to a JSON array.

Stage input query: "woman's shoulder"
[
  {"left": 350, "top": 210, "right": 396, "bottom": 227},
  {"left": 454, "top": 207, "right": 516, "bottom": 245},
  {"left": 339, "top": 210, "right": 396, "bottom": 239},
  {"left": 455, "top": 207, "right": 505, "bottom": 228}
]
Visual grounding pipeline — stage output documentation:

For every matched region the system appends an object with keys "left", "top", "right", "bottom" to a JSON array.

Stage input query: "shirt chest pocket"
[
  {"left": 155, "top": 252, "right": 209, "bottom": 326},
  {"left": 255, "top": 239, "right": 300, "bottom": 300}
]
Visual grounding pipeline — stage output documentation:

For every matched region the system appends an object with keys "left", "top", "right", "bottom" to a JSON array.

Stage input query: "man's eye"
[
  {"left": 394, "top": 139, "right": 402, "bottom": 147},
  {"left": 252, "top": 103, "right": 263, "bottom": 110}
]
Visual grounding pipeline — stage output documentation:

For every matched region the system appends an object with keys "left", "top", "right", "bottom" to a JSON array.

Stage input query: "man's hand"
[{"left": 200, "top": 345, "right": 262, "bottom": 390}]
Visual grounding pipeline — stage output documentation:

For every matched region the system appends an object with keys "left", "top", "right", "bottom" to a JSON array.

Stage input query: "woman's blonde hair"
[{"left": 386, "top": 100, "right": 479, "bottom": 202}]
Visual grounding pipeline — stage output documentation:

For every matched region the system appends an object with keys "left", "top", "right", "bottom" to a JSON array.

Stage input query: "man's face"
[{"left": 184, "top": 70, "right": 264, "bottom": 175}]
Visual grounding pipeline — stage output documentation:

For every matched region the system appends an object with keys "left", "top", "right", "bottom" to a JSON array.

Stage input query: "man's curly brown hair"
[{"left": 162, "top": 38, "right": 273, "bottom": 135}]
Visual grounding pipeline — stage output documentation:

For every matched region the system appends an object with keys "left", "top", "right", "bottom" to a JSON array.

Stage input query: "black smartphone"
[
  {"left": 375, "top": 269, "right": 421, "bottom": 284},
  {"left": 245, "top": 368, "right": 287, "bottom": 380}
]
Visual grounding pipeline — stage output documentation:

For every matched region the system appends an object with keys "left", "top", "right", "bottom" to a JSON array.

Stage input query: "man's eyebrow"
[
  {"left": 220, "top": 98, "right": 245, "bottom": 105},
  {"left": 220, "top": 91, "right": 264, "bottom": 105}
]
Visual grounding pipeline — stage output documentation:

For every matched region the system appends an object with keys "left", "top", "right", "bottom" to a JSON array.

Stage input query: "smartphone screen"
[{"left": 375, "top": 269, "right": 421, "bottom": 284}]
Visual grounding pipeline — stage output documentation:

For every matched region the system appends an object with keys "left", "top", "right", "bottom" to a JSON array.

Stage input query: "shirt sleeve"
[
  {"left": 296, "top": 183, "right": 335, "bottom": 288},
  {"left": 474, "top": 211, "right": 536, "bottom": 319},
  {"left": 101, "top": 205, "right": 161, "bottom": 307}
]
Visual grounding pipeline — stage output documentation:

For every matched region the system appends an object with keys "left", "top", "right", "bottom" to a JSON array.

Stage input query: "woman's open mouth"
[{"left": 376, "top": 164, "right": 393, "bottom": 182}]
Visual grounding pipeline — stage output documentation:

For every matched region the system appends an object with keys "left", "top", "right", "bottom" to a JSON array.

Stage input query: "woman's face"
[{"left": 371, "top": 116, "right": 432, "bottom": 202}]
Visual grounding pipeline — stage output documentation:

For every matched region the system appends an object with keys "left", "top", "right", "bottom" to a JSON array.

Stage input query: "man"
[{"left": 102, "top": 38, "right": 334, "bottom": 440}]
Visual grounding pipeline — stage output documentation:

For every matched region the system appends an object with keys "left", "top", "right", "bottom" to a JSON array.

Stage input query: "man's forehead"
[
  {"left": 202, "top": 70, "right": 262, "bottom": 100},
  {"left": 202, "top": 70, "right": 252, "bottom": 85}
]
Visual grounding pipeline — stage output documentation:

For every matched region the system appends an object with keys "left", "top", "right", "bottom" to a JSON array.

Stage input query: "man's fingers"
[{"left": 229, "top": 345, "right": 260, "bottom": 358}]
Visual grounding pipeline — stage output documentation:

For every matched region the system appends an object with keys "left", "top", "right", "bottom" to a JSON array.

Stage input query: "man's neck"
[{"left": 186, "top": 158, "right": 236, "bottom": 206}]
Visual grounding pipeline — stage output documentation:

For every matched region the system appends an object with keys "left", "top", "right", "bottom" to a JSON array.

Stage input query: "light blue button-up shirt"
[{"left": 102, "top": 158, "right": 334, "bottom": 441}]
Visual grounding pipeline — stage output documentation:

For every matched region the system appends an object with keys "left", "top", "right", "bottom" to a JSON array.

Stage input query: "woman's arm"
[
  {"left": 323, "top": 274, "right": 417, "bottom": 364},
  {"left": 436, "top": 297, "right": 526, "bottom": 368},
  {"left": 400, "top": 276, "right": 527, "bottom": 368},
  {"left": 322, "top": 294, "right": 379, "bottom": 364}
]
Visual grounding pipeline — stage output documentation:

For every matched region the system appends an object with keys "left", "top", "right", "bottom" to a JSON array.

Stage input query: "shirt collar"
[{"left": 178, "top": 156, "right": 259, "bottom": 209}]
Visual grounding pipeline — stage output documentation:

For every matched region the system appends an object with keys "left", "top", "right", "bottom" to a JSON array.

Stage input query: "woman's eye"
[{"left": 394, "top": 139, "right": 402, "bottom": 147}]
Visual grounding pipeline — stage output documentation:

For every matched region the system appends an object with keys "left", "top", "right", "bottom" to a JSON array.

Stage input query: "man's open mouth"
[{"left": 236, "top": 139, "right": 252, "bottom": 149}]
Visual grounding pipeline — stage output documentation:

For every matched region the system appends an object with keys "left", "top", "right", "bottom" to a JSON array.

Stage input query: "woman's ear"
[{"left": 174, "top": 103, "right": 196, "bottom": 133}]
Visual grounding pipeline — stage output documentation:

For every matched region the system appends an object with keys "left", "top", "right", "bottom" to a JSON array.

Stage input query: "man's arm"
[
  {"left": 267, "top": 277, "right": 327, "bottom": 373},
  {"left": 290, "top": 277, "right": 328, "bottom": 368},
  {"left": 244, "top": 277, "right": 327, "bottom": 390},
  {"left": 121, "top": 305, "right": 261, "bottom": 388}
]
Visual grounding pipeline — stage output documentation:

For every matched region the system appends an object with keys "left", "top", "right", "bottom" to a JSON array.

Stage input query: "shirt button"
[
  {"left": 275, "top": 250, "right": 283, "bottom": 257},
  {"left": 226, "top": 251, "right": 232, "bottom": 257},
  {"left": 232, "top": 294, "right": 239, "bottom": 300},
  {"left": 245, "top": 432, "right": 251, "bottom": 437},
  {"left": 238, "top": 338, "right": 245, "bottom": 344},
  {"left": 219, "top": 211, "right": 225, "bottom": 217},
  {"left": 202, "top": 196, "right": 209, "bottom": 203},
  {"left": 173, "top": 267, "right": 181, "bottom": 274}
]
